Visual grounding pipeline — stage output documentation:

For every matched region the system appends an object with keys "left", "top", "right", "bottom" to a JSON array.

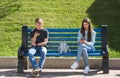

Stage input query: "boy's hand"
[
  {"left": 31, "top": 38, "right": 36, "bottom": 46},
  {"left": 34, "top": 32, "right": 40, "bottom": 37},
  {"left": 31, "top": 42, "right": 36, "bottom": 46},
  {"left": 31, "top": 32, "right": 40, "bottom": 46}
]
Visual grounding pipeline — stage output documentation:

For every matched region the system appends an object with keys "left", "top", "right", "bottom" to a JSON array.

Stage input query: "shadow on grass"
[
  {"left": 87, "top": 0, "right": 120, "bottom": 52},
  {"left": 0, "top": 0, "right": 20, "bottom": 20}
]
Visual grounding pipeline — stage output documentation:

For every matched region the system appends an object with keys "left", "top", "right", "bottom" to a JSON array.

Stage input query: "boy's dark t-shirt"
[{"left": 31, "top": 28, "right": 49, "bottom": 46}]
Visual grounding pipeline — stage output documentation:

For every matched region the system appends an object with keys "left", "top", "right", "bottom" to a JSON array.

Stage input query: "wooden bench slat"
[
  {"left": 27, "top": 28, "right": 101, "bottom": 32},
  {"left": 47, "top": 42, "right": 101, "bottom": 45},
  {"left": 47, "top": 47, "right": 101, "bottom": 50},
  {"left": 28, "top": 42, "right": 101, "bottom": 46},
  {"left": 48, "top": 38, "right": 77, "bottom": 41},
  {"left": 48, "top": 33, "right": 101, "bottom": 37},
  {"left": 46, "top": 52, "right": 102, "bottom": 56},
  {"left": 27, "top": 33, "right": 102, "bottom": 37},
  {"left": 47, "top": 38, "right": 101, "bottom": 41},
  {"left": 47, "top": 28, "right": 79, "bottom": 32},
  {"left": 46, "top": 50, "right": 102, "bottom": 52},
  {"left": 23, "top": 51, "right": 102, "bottom": 56},
  {"left": 49, "top": 34, "right": 78, "bottom": 37}
]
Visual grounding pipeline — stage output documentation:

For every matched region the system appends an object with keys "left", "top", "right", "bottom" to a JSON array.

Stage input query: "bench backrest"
[{"left": 21, "top": 26, "right": 108, "bottom": 57}]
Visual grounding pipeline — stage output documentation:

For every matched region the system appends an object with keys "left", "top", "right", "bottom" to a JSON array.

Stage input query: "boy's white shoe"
[
  {"left": 70, "top": 61, "right": 78, "bottom": 69},
  {"left": 84, "top": 66, "right": 90, "bottom": 74},
  {"left": 31, "top": 67, "right": 41, "bottom": 77}
]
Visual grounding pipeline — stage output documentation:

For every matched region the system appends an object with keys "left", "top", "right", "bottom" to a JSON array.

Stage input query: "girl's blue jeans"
[
  {"left": 28, "top": 46, "right": 47, "bottom": 69},
  {"left": 76, "top": 44, "right": 95, "bottom": 67}
]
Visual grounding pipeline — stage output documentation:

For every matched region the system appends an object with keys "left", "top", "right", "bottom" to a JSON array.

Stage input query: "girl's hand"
[
  {"left": 80, "top": 39, "right": 87, "bottom": 44},
  {"left": 80, "top": 39, "right": 83, "bottom": 43},
  {"left": 82, "top": 40, "right": 87, "bottom": 44}
]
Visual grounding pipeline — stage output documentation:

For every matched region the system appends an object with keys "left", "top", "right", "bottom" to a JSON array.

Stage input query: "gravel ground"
[{"left": 0, "top": 68, "right": 120, "bottom": 78}]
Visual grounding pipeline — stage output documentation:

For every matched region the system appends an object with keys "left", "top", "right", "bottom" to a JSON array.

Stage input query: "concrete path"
[{"left": 0, "top": 68, "right": 120, "bottom": 78}]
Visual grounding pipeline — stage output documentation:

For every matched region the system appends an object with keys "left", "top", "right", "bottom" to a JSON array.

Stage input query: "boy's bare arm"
[
  {"left": 37, "top": 38, "right": 48, "bottom": 46},
  {"left": 31, "top": 32, "right": 40, "bottom": 46},
  {"left": 34, "top": 32, "right": 40, "bottom": 37},
  {"left": 31, "top": 37, "right": 36, "bottom": 46}
]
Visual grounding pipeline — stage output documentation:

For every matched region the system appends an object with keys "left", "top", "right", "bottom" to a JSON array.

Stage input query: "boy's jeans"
[
  {"left": 28, "top": 46, "right": 47, "bottom": 69},
  {"left": 76, "top": 44, "right": 95, "bottom": 67}
]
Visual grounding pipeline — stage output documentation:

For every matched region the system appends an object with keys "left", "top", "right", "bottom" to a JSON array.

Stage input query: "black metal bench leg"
[
  {"left": 17, "top": 56, "right": 24, "bottom": 73},
  {"left": 102, "top": 54, "right": 109, "bottom": 73}
]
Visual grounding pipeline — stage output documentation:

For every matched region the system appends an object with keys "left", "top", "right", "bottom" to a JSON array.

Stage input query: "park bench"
[{"left": 17, "top": 25, "right": 109, "bottom": 74}]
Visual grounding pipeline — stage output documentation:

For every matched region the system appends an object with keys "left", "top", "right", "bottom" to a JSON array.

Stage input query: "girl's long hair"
[{"left": 80, "top": 17, "right": 93, "bottom": 42}]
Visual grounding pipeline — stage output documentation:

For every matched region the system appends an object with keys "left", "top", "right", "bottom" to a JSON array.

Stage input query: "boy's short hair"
[{"left": 35, "top": 18, "right": 43, "bottom": 23}]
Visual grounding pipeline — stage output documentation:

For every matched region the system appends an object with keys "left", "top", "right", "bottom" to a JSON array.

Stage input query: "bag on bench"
[{"left": 58, "top": 41, "right": 71, "bottom": 53}]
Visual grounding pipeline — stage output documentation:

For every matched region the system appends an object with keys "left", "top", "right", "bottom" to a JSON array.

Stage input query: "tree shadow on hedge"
[
  {"left": 87, "top": 0, "right": 120, "bottom": 52},
  {"left": 0, "top": 0, "right": 20, "bottom": 19}
]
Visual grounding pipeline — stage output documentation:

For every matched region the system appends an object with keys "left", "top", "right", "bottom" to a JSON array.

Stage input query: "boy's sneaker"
[
  {"left": 70, "top": 61, "right": 79, "bottom": 69},
  {"left": 31, "top": 67, "right": 41, "bottom": 76},
  {"left": 83, "top": 66, "right": 90, "bottom": 74}
]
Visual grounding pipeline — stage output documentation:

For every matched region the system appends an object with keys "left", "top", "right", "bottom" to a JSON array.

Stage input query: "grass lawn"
[{"left": 0, "top": 0, "right": 120, "bottom": 57}]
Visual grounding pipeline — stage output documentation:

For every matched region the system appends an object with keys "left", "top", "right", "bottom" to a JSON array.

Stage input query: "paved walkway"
[{"left": 0, "top": 68, "right": 120, "bottom": 78}]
